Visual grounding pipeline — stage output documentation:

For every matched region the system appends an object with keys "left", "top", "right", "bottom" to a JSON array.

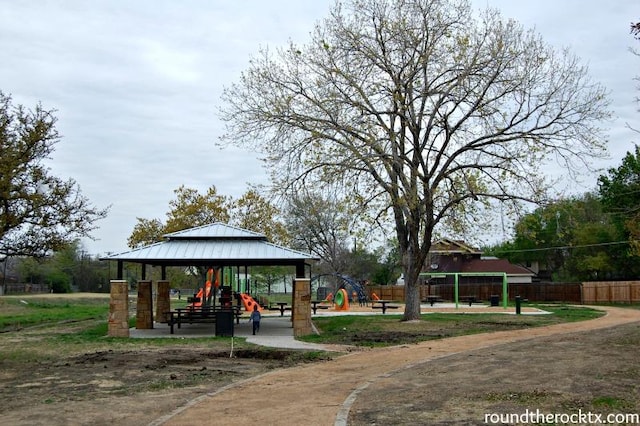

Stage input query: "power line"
[{"left": 495, "top": 240, "right": 638, "bottom": 254}]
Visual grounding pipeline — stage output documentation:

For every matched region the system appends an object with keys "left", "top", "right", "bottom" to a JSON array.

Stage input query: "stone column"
[
  {"left": 108, "top": 280, "right": 129, "bottom": 337},
  {"left": 155, "top": 280, "right": 171, "bottom": 323},
  {"left": 136, "top": 280, "right": 153, "bottom": 329},
  {"left": 292, "top": 278, "right": 313, "bottom": 337}
]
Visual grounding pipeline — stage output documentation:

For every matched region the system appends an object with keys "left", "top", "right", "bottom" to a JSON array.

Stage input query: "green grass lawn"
[
  {"left": 299, "top": 304, "right": 606, "bottom": 347},
  {"left": 0, "top": 295, "right": 609, "bottom": 352},
  {"left": 0, "top": 296, "right": 109, "bottom": 331}
]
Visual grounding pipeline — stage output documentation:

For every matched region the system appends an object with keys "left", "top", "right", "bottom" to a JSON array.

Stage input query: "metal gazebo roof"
[{"left": 100, "top": 222, "right": 317, "bottom": 268}]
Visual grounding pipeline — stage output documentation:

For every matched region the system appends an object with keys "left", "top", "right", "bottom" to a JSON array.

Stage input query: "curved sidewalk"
[{"left": 152, "top": 306, "right": 640, "bottom": 426}]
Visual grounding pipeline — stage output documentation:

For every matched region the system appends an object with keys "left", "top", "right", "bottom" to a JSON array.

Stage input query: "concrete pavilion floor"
[
  {"left": 129, "top": 313, "right": 329, "bottom": 350},
  {"left": 129, "top": 303, "right": 550, "bottom": 350}
]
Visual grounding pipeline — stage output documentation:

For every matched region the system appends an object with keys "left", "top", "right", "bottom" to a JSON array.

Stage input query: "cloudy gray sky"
[{"left": 1, "top": 1, "right": 638, "bottom": 256}]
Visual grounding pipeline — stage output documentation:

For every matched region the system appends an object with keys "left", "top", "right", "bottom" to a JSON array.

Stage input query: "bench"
[
  {"left": 371, "top": 301, "right": 399, "bottom": 314},
  {"left": 311, "top": 305, "right": 330, "bottom": 314},
  {"left": 166, "top": 306, "right": 242, "bottom": 334},
  {"left": 310, "top": 300, "right": 331, "bottom": 314},
  {"left": 459, "top": 296, "right": 482, "bottom": 306},
  {"left": 422, "top": 296, "right": 444, "bottom": 306}
]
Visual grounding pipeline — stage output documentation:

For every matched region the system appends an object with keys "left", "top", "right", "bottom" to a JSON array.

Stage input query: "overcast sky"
[{"left": 1, "top": 1, "right": 638, "bottom": 256}]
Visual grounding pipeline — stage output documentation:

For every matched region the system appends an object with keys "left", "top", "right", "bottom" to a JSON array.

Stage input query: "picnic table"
[
  {"left": 423, "top": 295, "right": 443, "bottom": 306},
  {"left": 459, "top": 296, "right": 481, "bottom": 306},
  {"left": 166, "top": 305, "right": 242, "bottom": 334},
  {"left": 274, "top": 302, "right": 290, "bottom": 317},
  {"left": 371, "top": 300, "right": 399, "bottom": 314},
  {"left": 310, "top": 300, "right": 331, "bottom": 314}
]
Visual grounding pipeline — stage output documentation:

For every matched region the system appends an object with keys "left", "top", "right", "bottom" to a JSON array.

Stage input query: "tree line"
[{"left": 487, "top": 146, "right": 640, "bottom": 281}]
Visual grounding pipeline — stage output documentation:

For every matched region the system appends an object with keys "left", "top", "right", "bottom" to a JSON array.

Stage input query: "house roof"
[
  {"left": 430, "top": 238, "right": 482, "bottom": 255},
  {"left": 100, "top": 222, "right": 317, "bottom": 267},
  {"left": 462, "top": 258, "right": 534, "bottom": 276},
  {"left": 425, "top": 239, "right": 534, "bottom": 277}
]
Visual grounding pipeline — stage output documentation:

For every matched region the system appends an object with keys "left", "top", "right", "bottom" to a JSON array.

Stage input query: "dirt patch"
[
  {"left": 0, "top": 345, "right": 332, "bottom": 426},
  {"left": 348, "top": 322, "right": 640, "bottom": 425}
]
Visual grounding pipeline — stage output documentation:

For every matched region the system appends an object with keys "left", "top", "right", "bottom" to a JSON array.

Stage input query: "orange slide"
[
  {"left": 190, "top": 269, "right": 218, "bottom": 308},
  {"left": 239, "top": 293, "right": 263, "bottom": 312},
  {"left": 190, "top": 283, "right": 210, "bottom": 308}
]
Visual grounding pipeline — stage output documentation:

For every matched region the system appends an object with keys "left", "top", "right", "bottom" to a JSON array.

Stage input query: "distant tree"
[
  {"left": 220, "top": 0, "right": 611, "bottom": 319},
  {"left": 598, "top": 146, "right": 640, "bottom": 260},
  {"left": 283, "top": 190, "right": 354, "bottom": 275},
  {"left": 231, "top": 187, "right": 290, "bottom": 245},
  {"left": 17, "top": 256, "right": 43, "bottom": 284},
  {"left": 342, "top": 247, "right": 379, "bottom": 282},
  {"left": 127, "top": 185, "right": 290, "bottom": 287},
  {"left": 491, "top": 193, "right": 628, "bottom": 281},
  {"left": 128, "top": 185, "right": 290, "bottom": 249},
  {"left": 0, "top": 92, "right": 108, "bottom": 292},
  {"left": 127, "top": 185, "right": 231, "bottom": 248},
  {"left": 251, "top": 265, "right": 293, "bottom": 295},
  {"left": 127, "top": 218, "right": 165, "bottom": 249},
  {"left": 371, "top": 240, "right": 402, "bottom": 285}
]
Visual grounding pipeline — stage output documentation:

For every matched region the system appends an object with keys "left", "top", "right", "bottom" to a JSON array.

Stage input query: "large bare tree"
[{"left": 219, "top": 0, "right": 611, "bottom": 320}]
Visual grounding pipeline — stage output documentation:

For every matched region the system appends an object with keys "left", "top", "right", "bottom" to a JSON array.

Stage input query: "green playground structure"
[{"left": 419, "top": 272, "right": 508, "bottom": 309}]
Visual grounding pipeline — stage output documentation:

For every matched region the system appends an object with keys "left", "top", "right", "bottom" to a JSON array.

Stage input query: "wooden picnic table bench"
[
  {"left": 459, "top": 296, "right": 482, "bottom": 306},
  {"left": 269, "top": 302, "right": 291, "bottom": 317},
  {"left": 371, "top": 300, "right": 399, "bottom": 314},
  {"left": 422, "top": 295, "right": 444, "bottom": 306},
  {"left": 310, "top": 300, "right": 331, "bottom": 314},
  {"left": 166, "top": 306, "right": 242, "bottom": 334}
]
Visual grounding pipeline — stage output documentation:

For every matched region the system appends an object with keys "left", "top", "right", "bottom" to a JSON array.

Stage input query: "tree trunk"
[{"left": 401, "top": 245, "right": 422, "bottom": 321}]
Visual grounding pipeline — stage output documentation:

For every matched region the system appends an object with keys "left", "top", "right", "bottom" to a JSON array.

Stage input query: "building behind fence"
[{"left": 366, "top": 281, "right": 640, "bottom": 304}]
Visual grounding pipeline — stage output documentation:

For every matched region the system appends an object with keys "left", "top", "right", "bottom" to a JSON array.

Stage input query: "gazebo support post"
[
  {"left": 156, "top": 280, "right": 171, "bottom": 323},
  {"left": 136, "top": 280, "right": 153, "bottom": 329},
  {"left": 291, "top": 262, "right": 312, "bottom": 335},
  {"left": 108, "top": 280, "right": 129, "bottom": 337},
  {"left": 292, "top": 278, "right": 312, "bottom": 337}
]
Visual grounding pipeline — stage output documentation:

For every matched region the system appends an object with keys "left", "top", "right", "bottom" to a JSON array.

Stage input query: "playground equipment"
[
  {"left": 311, "top": 274, "right": 368, "bottom": 308},
  {"left": 189, "top": 268, "right": 219, "bottom": 308},
  {"left": 334, "top": 288, "right": 349, "bottom": 311},
  {"left": 419, "top": 272, "right": 508, "bottom": 309},
  {"left": 239, "top": 293, "right": 263, "bottom": 312}
]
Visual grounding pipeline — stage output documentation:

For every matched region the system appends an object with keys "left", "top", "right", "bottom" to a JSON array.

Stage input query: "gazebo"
[{"left": 100, "top": 223, "right": 318, "bottom": 338}]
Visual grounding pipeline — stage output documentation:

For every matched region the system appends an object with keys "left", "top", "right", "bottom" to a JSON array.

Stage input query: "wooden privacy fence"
[
  {"left": 367, "top": 283, "right": 582, "bottom": 303},
  {"left": 582, "top": 281, "right": 640, "bottom": 304},
  {"left": 368, "top": 281, "right": 640, "bottom": 304}
]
